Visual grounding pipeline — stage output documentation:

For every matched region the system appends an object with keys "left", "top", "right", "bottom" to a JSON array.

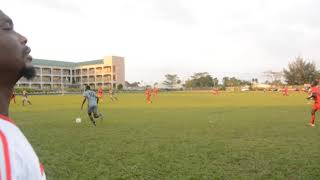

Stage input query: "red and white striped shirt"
[{"left": 0, "top": 115, "right": 45, "bottom": 180}]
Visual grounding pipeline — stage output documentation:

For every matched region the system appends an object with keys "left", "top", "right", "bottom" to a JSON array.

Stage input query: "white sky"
[{"left": 1, "top": 0, "right": 320, "bottom": 83}]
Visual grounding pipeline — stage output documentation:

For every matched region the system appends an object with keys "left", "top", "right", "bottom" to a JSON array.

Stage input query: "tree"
[
  {"left": 283, "top": 57, "right": 320, "bottom": 85},
  {"left": 263, "top": 71, "right": 283, "bottom": 85},
  {"left": 213, "top": 78, "right": 219, "bottom": 87},
  {"left": 222, "top": 77, "right": 230, "bottom": 87},
  {"left": 251, "top": 78, "right": 258, "bottom": 83},
  {"left": 222, "top": 76, "right": 251, "bottom": 87},
  {"left": 163, "top": 74, "right": 179, "bottom": 89},
  {"left": 117, "top": 84, "right": 123, "bottom": 90},
  {"left": 185, "top": 72, "right": 216, "bottom": 88}
]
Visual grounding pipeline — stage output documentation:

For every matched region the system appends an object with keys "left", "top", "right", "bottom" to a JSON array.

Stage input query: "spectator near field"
[
  {"left": 0, "top": 10, "right": 46, "bottom": 179},
  {"left": 22, "top": 89, "right": 32, "bottom": 106},
  {"left": 81, "top": 85, "right": 103, "bottom": 126},
  {"left": 307, "top": 81, "right": 320, "bottom": 127}
]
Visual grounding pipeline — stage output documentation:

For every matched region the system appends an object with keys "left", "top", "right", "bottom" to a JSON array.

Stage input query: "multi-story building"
[{"left": 16, "top": 56, "right": 125, "bottom": 90}]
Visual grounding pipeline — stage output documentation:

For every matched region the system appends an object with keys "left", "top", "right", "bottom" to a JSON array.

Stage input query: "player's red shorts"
[
  {"left": 312, "top": 103, "right": 320, "bottom": 111},
  {"left": 147, "top": 95, "right": 151, "bottom": 101}
]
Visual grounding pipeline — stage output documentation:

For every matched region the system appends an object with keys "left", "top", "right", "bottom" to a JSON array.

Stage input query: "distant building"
[{"left": 16, "top": 56, "right": 125, "bottom": 90}]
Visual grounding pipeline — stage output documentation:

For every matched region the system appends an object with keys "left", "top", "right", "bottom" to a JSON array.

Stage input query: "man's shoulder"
[
  {"left": 0, "top": 119, "right": 46, "bottom": 179},
  {"left": 0, "top": 119, "right": 28, "bottom": 147}
]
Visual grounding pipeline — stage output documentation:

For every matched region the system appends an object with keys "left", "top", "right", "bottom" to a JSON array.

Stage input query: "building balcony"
[
  {"left": 42, "top": 71, "right": 52, "bottom": 75},
  {"left": 103, "top": 79, "right": 112, "bottom": 83},
  {"left": 31, "top": 79, "right": 41, "bottom": 82},
  {"left": 103, "top": 70, "right": 112, "bottom": 74}
]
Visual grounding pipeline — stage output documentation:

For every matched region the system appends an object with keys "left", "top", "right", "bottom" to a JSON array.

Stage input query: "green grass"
[{"left": 9, "top": 92, "right": 320, "bottom": 179}]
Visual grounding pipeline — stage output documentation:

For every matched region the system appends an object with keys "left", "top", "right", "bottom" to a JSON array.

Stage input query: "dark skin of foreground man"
[{"left": 0, "top": 10, "right": 46, "bottom": 179}]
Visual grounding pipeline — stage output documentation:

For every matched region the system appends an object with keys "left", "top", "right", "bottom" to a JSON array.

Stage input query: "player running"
[
  {"left": 307, "top": 81, "right": 320, "bottom": 127},
  {"left": 153, "top": 87, "right": 158, "bottom": 97},
  {"left": 22, "top": 89, "right": 32, "bottom": 106},
  {"left": 97, "top": 86, "right": 104, "bottom": 102},
  {"left": 282, "top": 86, "right": 289, "bottom": 96},
  {"left": 81, "top": 85, "right": 103, "bottom": 126},
  {"left": 212, "top": 87, "right": 219, "bottom": 95},
  {"left": 145, "top": 87, "right": 152, "bottom": 103},
  {"left": 108, "top": 89, "right": 118, "bottom": 101}
]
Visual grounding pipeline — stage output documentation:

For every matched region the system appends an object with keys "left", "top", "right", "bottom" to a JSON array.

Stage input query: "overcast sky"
[{"left": 1, "top": 0, "right": 320, "bottom": 83}]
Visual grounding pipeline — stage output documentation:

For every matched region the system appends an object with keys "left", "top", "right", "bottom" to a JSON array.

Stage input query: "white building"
[{"left": 16, "top": 56, "right": 125, "bottom": 90}]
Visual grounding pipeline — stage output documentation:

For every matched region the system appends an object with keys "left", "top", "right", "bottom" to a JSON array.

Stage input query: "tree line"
[
  {"left": 125, "top": 57, "right": 320, "bottom": 88},
  {"left": 160, "top": 57, "right": 320, "bottom": 88},
  {"left": 162, "top": 72, "right": 252, "bottom": 89}
]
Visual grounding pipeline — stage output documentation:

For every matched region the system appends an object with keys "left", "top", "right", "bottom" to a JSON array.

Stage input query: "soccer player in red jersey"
[
  {"left": 10, "top": 89, "right": 16, "bottom": 104},
  {"left": 97, "top": 86, "right": 103, "bottom": 102},
  {"left": 153, "top": 87, "right": 158, "bottom": 97},
  {"left": 307, "top": 81, "right": 320, "bottom": 127},
  {"left": 282, "top": 86, "right": 289, "bottom": 96},
  {"left": 145, "top": 87, "right": 152, "bottom": 103},
  {"left": 212, "top": 87, "right": 219, "bottom": 95}
]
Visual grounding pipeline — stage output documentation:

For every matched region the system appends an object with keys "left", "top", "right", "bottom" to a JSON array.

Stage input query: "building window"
[
  {"left": 113, "top": 75, "right": 116, "bottom": 81},
  {"left": 82, "top": 69, "right": 88, "bottom": 75},
  {"left": 42, "top": 68, "right": 51, "bottom": 74},
  {"left": 53, "top": 76, "right": 61, "bottom": 83},
  {"left": 104, "top": 66, "right": 111, "bottom": 73},
  {"left": 53, "top": 68, "right": 61, "bottom": 75},
  {"left": 89, "top": 68, "right": 95, "bottom": 75},
  {"left": 35, "top": 67, "right": 41, "bottom": 75},
  {"left": 43, "top": 76, "right": 51, "bottom": 83},
  {"left": 63, "top": 69, "right": 70, "bottom": 75}
]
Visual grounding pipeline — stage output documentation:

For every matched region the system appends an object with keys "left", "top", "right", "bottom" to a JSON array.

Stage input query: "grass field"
[{"left": 9, "top": 92, "right": 320, "bottom": 179}]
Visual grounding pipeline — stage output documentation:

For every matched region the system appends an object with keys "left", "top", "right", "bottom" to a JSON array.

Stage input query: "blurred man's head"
[
  {"left": 85, "top": 85, "right": 91, "bottom": 91},
  {"left": 0, "top": 10, "right": 35, "bottom": 84}
]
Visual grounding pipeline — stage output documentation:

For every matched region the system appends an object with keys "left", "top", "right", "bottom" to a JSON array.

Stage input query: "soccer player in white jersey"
[
  {"left": 0, "top": 10, "right": 46, "bottom": 179},
  {"left": 81, "top": 85, "right": 103, "bottom": 126}
]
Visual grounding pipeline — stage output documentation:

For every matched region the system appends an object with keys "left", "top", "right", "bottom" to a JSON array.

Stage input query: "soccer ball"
[{"left": 75, "top": 117, "right": 82, "bottom": 123}]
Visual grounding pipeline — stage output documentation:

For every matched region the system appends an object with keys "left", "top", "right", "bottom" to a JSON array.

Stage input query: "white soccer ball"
[{"left": 75, "top": 117, "right": 82, "bottom": 123}]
